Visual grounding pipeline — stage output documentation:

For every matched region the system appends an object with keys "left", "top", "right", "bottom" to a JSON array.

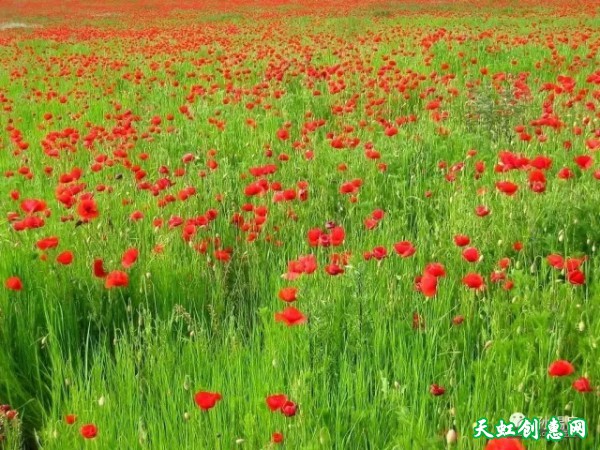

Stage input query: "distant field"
[{"left": 1, "top": 1, "right": 600, "bottom": 449}]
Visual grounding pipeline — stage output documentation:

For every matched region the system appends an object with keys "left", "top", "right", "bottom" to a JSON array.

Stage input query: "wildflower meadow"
[{"left": 1, "top": 0, "right": 600, "bottom": 448}]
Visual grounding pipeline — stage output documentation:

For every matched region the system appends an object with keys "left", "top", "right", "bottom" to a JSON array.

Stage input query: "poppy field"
[{"left": 1, "top": 0, "right": 600, "bottom": 448}]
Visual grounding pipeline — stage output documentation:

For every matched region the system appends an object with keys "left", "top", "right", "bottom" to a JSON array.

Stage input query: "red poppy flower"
[
  {"left": 490, "top": 271, "right": 506, "bottom": 283},
  {"left": 65, "top": 414, "right": 77, "bottom": 425},
  {"left": 324, "top": 263, "right": 344, "bottom": 276},
  {"left": 558, "top": 167, "right": 574, "bottom": 179},
  {"left": 372, "top": 209, "right": 385, "bottom": 220},
  {"left": 498, "top": 258, "right": 510, "bottom": 269},
  {"left": 77, "top": 198, "right": 99, "bottom": 220},
  {"left": 567, "top": 270, "right": 585, "bottom": 285},
  {"left": 20, "top": 198, "right": 47, "bottom": 215},
  {"left": 105, "top": 271, "right": 129, "bottom": 289},
  {"left": 394, "top": 241, "right": 416, "bottom": 258},
  {"left": 276, "top": 128, "right": 289, "bottom": 140},
  {"left": 194, "top": 391, "right": 222, "bottom": 410},
  {"left": 37, "top": 236, "right": 59, "bottom": 251},
  {"left": 572, "top": 377, "right": 593, "bottom": 393},
  {"left": 93, "top": 259, "right": 108, "bottom": 278},
  {"left": 462, "top": 273, "right": 485, "bottom": 290},
  {"left": 364, "top": 218, "right": 379, "bottom": 230},
  {"left": 384, "top": 126, "right": 397, "bottom": 137},
  {"left": 121, "top": 248, "right": 139, "bottom": 269},
  {"left": 272, "top": 432, "right": 284, "bottom": 444},
  {"left": 278, "top": 287, "right": 298, "bottom": 303},
  {"left": 5, "top": 276, "right": 23, "bottom": 291},
  {"left": 281, "top": 400, "right": 297, "bottom": 417},
  {"left": 80, "top": 424, "right": 98, "bottom": 439},
  {"left": 266, "top": 394, "right": 288, "bottom": 411},
  {"left": 574, "top": 155, "right": 593, "bottom": 170},
  {"left": 214, "top": 249, "right": 232, "bottom": 262},
  {"left": 274, "top": 307, "right": 307, "bottom": 326},
  {"left": 496, "top": 181, "right": 519, "bottom": 196},
  {"left": 530, "top": 155, "right": 552, "bottom": 170},
  {"left": 453, "top": 234, "right": 470, "bottom": 247},
  {"left": 194, "top": 391, "right": 222, "bottom": 411},
  {"left": 420, "top": 273, "right": 438, "bottom": 298},
  {"left": 307, "top": 228, "right": 322, "bottom": 246},
  {"left": 475, "top": 205, "right": 490, "bottom": 217},
  {"left": 56, "top": 251, "right": 74, "bottom": 265},
  {"left": 424, "top": 263, "right": 446, "bottom": 278},
  {"left": 430, "top": 384, "right": 446, "bottom": 396},
  {"left": 462, "top": 247, "right": 479, "bottom": 263},
  {"left": 564, "top": 257, "right": 585, "bottom": 272},
  {"left": 330, "top": 227, "right": 345, "bottom": 246},
  {"left": 484, "top": 438, "right": 526, "bottom": 450},
  {"left": 548, "top": 360, "right": 575, "bottom": 377},
  {"left": 371, "top": 246, "right": 387, "bottom": 260},
  {"left": 547, "top": 254, "right": 564, "bottom": 270},
  {"left": 528, "top": 170, "right": 546, "bottom": 193}
]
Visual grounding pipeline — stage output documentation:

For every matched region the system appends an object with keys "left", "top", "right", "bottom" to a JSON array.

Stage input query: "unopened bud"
[{"left": 446, "top": 429, "right": 457, "bottom": 445}]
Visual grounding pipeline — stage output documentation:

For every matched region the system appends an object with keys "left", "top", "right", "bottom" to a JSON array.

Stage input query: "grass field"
[{"left": 1, "top": 0, "right": 600, "bottom": 448}]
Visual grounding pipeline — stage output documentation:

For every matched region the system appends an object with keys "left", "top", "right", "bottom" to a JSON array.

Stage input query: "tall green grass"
[{"left": 0, "top": 7, "right": 599, "bottom": 449}]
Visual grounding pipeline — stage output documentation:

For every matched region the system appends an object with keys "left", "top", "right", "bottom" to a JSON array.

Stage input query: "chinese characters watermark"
[{"left": 473, "top": 413, "right": 587, "bottom": 442}]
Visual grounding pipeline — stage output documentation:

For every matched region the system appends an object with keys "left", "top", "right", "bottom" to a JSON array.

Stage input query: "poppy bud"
[
  {"left": 446, "top": 429, "right": 457, "bottom": 445},
  {"left": 65, "top": 414, "right": 77, "bottom": 425}
]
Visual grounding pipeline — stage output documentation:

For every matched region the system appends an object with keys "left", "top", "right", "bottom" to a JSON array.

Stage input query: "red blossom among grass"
[{"left": 80, "top": 424, "right": 98, "bottom": 439}]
